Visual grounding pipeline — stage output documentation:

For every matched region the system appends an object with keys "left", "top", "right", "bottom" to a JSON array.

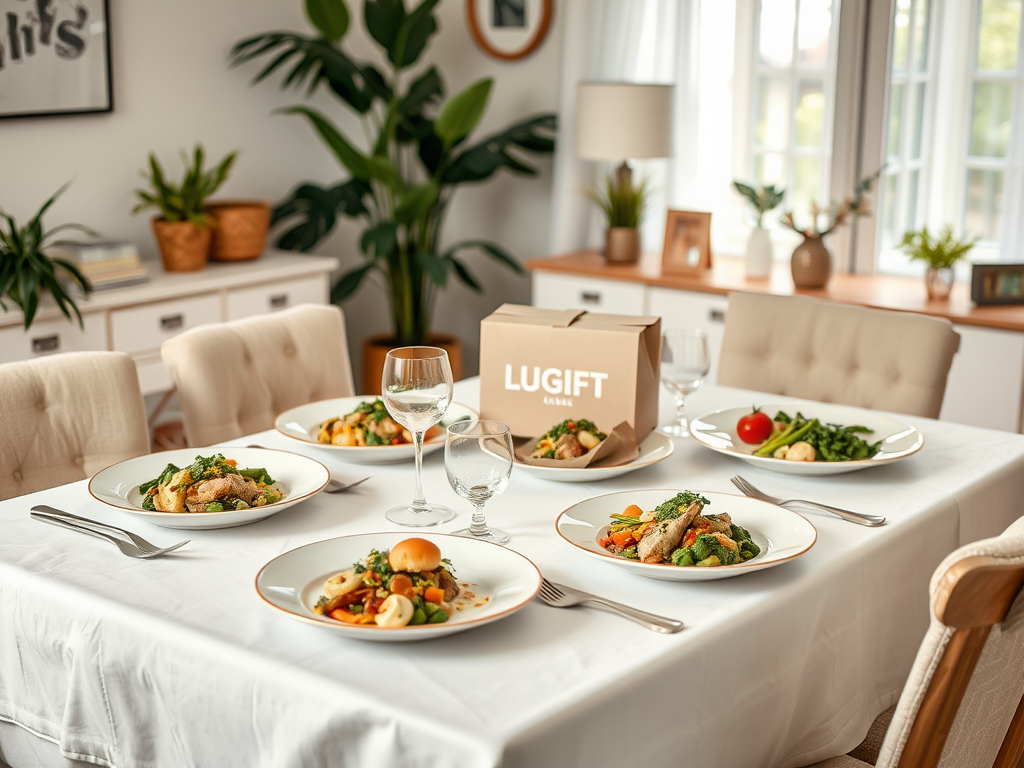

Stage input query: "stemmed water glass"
[
  {"left": 659, "top": 328, "right": 711, "bottom": 436},
  {"left": 381, "top": 346, "right": 455, "bottom": 527},
  {"left": 445, "top": 420, "right": 514, "bottom": 545}
]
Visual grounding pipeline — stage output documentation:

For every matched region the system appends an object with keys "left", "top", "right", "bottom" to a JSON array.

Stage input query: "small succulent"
[
  {"left": 133, "top": 144, "right": 237, "bottom": 227},
  {"left": 586, "top": 173, "right": 651, "bottom": 229}
]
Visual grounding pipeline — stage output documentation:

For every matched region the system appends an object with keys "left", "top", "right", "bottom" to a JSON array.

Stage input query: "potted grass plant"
[
  {"left": 133, "top": 145, "right": 237, "bottom": 272},
  {"left": 0, "top": 184, "right": 93, "bottom": 330},
  {"left": 586, "top": 171, "right": 650, "bottom": 263},
  {"left": 733, "top": 181, "right": 784, "bottom": 279},
  {"left": 230, "top": 0, "right": 556, "bottom": 389},
  {"left": 899, "top": 225, "right": 979, "bottom": 300}
]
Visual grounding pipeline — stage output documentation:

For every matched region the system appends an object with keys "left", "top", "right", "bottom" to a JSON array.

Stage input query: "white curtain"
[{"left": 548, "top": 0, "right": 741, "bottom": 258}]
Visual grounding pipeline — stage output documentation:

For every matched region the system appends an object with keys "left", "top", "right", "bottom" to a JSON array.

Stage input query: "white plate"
[
  {"left": 88, "top": 448, "right": 330, "bottom": 530},
  {"left": 514, "top": 431, "right": 675, "bottom": 482},
  {"left": 556, "top": 489, "right": 816, "bottom": 581},
  {"left": 688, "top": 402, "right": 924, "bottom": 475},
  {"left": 256, "top": 532, "right": 542, "bottom": 642},
  {"left": 274, "top": 396, "right": 479, "bottom": 464}
]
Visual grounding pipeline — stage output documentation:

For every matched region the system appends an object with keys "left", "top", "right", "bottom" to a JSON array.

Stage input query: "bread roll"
[{"left": 389, "top": 538, "right": 442, "bottom": 572}]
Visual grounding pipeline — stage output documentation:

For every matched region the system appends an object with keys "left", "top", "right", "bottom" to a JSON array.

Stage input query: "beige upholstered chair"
[
  {"left": 717, "top": 292, "right": 960, "bottom": 418},
  {"left": 161, "top": 304, "right": 355, "bottom": 447},
  {"left": 0, "top": 352, "right": 150, "bottom": 501},
  {"left": 812, "top": 516, "right": 1024, "bottom": 768}
]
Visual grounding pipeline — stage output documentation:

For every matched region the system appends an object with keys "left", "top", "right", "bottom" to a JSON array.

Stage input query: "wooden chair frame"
[{"left": 896, "top": 555, "right": 1024, "bottom": 768}]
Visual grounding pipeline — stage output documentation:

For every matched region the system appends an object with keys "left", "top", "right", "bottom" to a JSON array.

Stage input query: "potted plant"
[
  {"left": 0, "top": 185, "right": 93, "bottom": 330},
  {"left": 230, "top": 0, "right": 556, "bottom": 390},
  {"left": 899, "top": 225, "right": 978, "bottom": 300},
  {"left": 586, "top": 171, "right": 650, "bottom": 263},
  {"left": 133, "top": 145, "right": 237, "bottom": 272},
  {"left": 733, "top": 181, "right": 784, "bottom": 279},
  {"left": 780, "top": 168, "right": 882, "bottom": 289},
  {"left": 206, "top": 200, "right": 272, "bottom": 262}
]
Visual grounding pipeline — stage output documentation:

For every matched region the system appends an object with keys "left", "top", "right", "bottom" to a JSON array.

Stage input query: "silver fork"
[
  {"left": 30, "top": 505, "right": 188, "bottom": 554},
  {"left": 245, "top": 445, "right": 369, "bottom": 493},
  {"left": 730, "top": 476, "right": 886, "bottom": 527},
  {"left": 30, "top": 511, "right": 189, "bottom": 558},
  {"left": 536, "top": 578, "right": 684, "bottom": 634}
]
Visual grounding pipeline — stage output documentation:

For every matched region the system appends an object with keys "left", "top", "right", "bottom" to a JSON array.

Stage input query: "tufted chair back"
[
  {"left": 0, "top": 352, "right": 150, "bottom": 501},
  {"left": 717, "top": 292, "right": 960, "bottom": 418},
  {"left": 161, "top": 304, "right": 355, "bottom": 447}
]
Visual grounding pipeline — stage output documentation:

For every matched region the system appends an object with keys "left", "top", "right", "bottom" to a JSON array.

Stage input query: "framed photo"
[
  {"left": 971, "top": 263, "right": 1024, "bottom": 306},
  {"left": 465, "top": 0, "right": 554, "bottom": 61},
  {"left": 661, "top": 210, "right": 713, "bottom": 275},
  {"left": 0, "top": 0, "right": 113, "bottom": 119}
]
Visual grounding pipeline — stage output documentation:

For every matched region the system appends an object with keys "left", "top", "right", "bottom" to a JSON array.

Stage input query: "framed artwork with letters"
[
  {"left": 0, "top": 0, "right": 113, "bottom": 119},
  {"left": 661, "top": 210, "right": 712, "bottom": 275}
]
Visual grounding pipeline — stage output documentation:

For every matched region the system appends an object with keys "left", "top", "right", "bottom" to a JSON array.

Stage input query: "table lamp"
[{"left": 576, "top": 82, "right": 673, "bottom": 262}]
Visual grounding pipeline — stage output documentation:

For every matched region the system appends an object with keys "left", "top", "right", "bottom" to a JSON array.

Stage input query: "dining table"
[{"left": 2, "top": 377, "right": 1024, "bottom": 768}]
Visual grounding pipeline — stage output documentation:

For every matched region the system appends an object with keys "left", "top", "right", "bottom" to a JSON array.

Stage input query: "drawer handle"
[
  {"left": 709, "top": 308, "right": 726, "bottom": 323},
  {"left": 31, "top": 334, "right": 60, "bottom": 353},
  {"left": 160, "top": 314, "right": 184, "bottom": 331},
  {"left": 270, "top": 293, "right": 289, "bottom": 309},
  {"left": 580, "top": 291, "right": 602, "bottom": 304}
]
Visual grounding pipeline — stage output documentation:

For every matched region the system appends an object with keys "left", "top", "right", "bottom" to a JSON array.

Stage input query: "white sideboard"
[
  {"left": 532, "top": 268, "right": 1024, "bottom": 433},
  {"left": 0, "top": 251, "right": 339, "bottom": 395}
]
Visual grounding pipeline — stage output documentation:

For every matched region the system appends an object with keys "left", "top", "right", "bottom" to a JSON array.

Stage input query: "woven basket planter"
[
  {"left": 206, "top": 201, "right": 271, "bottom": 262},
  {"left": 151, "top": 218, "right": 211, "bottom": 272}
]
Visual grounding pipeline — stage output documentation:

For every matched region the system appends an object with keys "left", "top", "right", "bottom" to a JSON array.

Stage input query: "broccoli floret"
[
  {"left": 654, "top": 491, "right": 711, "bottom": 522},
  {"left": 619, "top": 546, "right": 639, "bottom": 560},
  {"left": 140, "top": 463, "right": 179, "bottom": 494},
  {"left": 205, "top": 502, "right": 224, "bottom": 512},
  {"left": 238, "top": 466, "right": 275, "bottom": 485},
  {"left": 739, "top": 540, "right": 762, "bottom": 562},
  {"left": 729, "top": 523, "right": 752, "bottom": 543},
  {"left": 690, "top": 533, "right": 739, "bottom": 566},
  {"left": 671, "top": 548, "right": 695, "bottom": 567}
]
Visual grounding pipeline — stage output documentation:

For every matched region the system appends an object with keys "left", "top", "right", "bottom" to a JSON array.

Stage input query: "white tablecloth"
[{"left": 2, "top": 380, "right": 1024, "bottom": 768}]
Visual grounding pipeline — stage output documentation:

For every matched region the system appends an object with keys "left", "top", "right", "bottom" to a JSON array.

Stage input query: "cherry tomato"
[{"left": 737, "top": 408, "right": 773, "bottom": 444}]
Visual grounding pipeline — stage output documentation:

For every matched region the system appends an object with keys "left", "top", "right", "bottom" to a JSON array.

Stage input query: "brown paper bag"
[{"left": 514, "top": 421, "right": 640, "bottom": 468}]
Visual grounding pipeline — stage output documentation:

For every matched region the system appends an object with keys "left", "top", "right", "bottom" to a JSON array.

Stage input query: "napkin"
[{"left": 514, "top": 421, "right": 640, "bottom": 468}]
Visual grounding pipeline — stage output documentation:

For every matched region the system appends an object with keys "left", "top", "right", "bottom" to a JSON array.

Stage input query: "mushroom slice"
[{"left": 375, "top": 594, "right": 414, "bottom": 627}]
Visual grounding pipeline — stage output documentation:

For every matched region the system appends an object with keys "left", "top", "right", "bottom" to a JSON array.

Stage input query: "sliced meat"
[
  {"left": 435, "top": 568, "right": 460, "bottom": 602},
  {"left": 368, "top": 415, "right": 403, "bottom": 439},
  {"left": 185, "top": 473, "right": 259, "bottom": 511},
  {"left": 554, "top": 433, "right": 584, "bottom": 460},
  {"left": 637, "top": 501, "right": 702, "bottom": 563},
  {"left": 704, "top": 513, "right": 733, "bottom": 535}
]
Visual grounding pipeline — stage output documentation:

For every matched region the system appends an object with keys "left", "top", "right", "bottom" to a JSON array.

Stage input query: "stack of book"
[{"left": 49, "top": 241, "right": 150, "bottom": 292}]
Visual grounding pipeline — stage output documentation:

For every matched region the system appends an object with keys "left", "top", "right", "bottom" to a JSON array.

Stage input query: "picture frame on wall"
[
  {"left": 0, "top": 0, "right": 113, "bottom": 119},
  {"left": 465, "top": 0, "right": 554, "bottom": 61},
  {"left": 971, "top": 263, "right": 1024, "bottom": 306},
  {"left": 661, "top": 210, "right": 713, "bottom": 275}
]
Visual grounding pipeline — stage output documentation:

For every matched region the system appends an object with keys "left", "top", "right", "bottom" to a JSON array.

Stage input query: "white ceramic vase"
[{"left": 745, "top": 226, "right": 773, "bottom": 279}]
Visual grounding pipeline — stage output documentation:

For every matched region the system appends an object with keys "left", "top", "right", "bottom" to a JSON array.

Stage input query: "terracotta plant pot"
[
  {"left": 362, "top": 334, "right": 464, "bottom": 395},
  {"left": 205, "top": 200, "right": 271, "bottom": 262},
  {"left": 605, "top": 227, "right": 640, "bottom": 263},
  {"left": 151, "top": 218, "right": 211, "bottom": 272},
  {"left": 791, "top": 235, "right": 831, "bottom": 289}
]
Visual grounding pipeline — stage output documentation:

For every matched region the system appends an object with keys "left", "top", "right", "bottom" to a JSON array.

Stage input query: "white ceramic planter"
[{"left": 745, "top": 226, "right": 773, "bottom": 279}]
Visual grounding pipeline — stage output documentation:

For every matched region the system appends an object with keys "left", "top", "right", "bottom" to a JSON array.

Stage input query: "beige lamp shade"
[{"left": 576, "top": 82, "right": 673, "bottom": 161}]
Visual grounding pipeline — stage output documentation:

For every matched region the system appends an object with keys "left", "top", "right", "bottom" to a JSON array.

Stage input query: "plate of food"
[
  {"left": 688, "top": 402, "right": 924, "bottom": 475},
  {"left": 555, "top": 489, "right": 816, "bottom": 581},
  {"left": 256, "top": 534, "right": 542, "bottom": 641},
  {"left": 88, "top": 448, "right": 330, "bottom": 529},
  {"left": 274, "top": 396, "right": 479, "bottom": 464},
  {"left": 514, "top": 418, "right": 674, "bottom": 482}
]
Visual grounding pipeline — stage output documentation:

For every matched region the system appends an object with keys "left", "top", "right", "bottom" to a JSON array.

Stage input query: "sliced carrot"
[
  {"left": 390, "top": 573, "right": 415, "bottom": 599},
  {"left": 424, "top": 586, "right": 445, "bottom": 605},
  {"left": 330, "top": 608, "right": 375, "bottom": 624},
  {"left": 610, "top": 530, "right": 636, "bottom": 548},
  {"left": 598, "top": 537, "right": 613, "bottom": 548},
  {"left": 225, "top": 459, "right": 238, "bottom": 467},
  {"left": 623, "top": 504, "right": 644, "bottom": 517}
]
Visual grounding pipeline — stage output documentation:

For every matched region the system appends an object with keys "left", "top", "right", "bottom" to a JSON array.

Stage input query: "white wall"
[{"left": 0, "top": 0, "right": 562, "bottom": 381}]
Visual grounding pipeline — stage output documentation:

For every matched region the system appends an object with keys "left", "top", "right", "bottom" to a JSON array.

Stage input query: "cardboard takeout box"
[{"left": 479, "top": 304, "right": 661, "bottom": 439}]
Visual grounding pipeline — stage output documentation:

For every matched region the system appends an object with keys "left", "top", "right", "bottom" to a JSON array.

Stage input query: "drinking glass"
[
  {"left": 660, "top": 328, "right": 710, "bottom": 436},
  {"left": 445, "top": 420, "right": 514, "bottom": 545},
  {"left": 381, "top": 346, "right": 455, "bottom": 527}
]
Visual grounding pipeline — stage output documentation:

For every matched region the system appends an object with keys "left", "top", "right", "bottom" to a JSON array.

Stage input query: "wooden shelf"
[{"left": 526, "top": 249, "right": 1024, "bottom": 333}]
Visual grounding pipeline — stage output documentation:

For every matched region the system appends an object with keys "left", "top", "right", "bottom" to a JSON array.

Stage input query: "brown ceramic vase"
[
  {"left": 362, "top": 334, "right": 464, "bottom": 395},
  {"left": 605, "top": 227, "right": 641, "bottom": 263},
  {"left": 791, "top": 235, "right": 831, "bottom": 289}
]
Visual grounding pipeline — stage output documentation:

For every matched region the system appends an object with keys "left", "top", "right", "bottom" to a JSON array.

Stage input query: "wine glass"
[
  {"left": 445, "top": 420, "right": 514, "bottom": 545},
  {"left": 659, "top": 328, "right": 710, "bottom": 436},
  {"left": 381, "top": 346, "right": 455, "bottom": 527}
]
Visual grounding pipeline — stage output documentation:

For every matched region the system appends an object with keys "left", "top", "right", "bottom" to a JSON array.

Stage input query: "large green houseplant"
[{"left": 230, "top": 0, "right": 556, "bottom": 346}]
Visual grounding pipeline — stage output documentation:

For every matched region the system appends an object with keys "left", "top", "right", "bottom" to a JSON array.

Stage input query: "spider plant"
[
  {"left": 585, "top": 173, "right": 651, "bottom": 228},
  {"left": 0, "top": 184, "right": 94, "bottom": 330},
  {"left": 133, "top": 144, "right": 237, "bottom": 227}
]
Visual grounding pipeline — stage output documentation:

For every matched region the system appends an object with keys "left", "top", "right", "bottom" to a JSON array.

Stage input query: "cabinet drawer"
[
  {"left": 110, "top": 295, "right": 221, "bottom": 355},
  {"left": 226, "top": 276, "right": 327, "bottom": 321},
  {"left": 647, "top": 287, "right": 729, "bottom": 384},
  {"left": 0, "top": 313, "right": 107, "bottom": 364},
  {"left": 532, "top": 272, "right": 645, "bottom": 314}
]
